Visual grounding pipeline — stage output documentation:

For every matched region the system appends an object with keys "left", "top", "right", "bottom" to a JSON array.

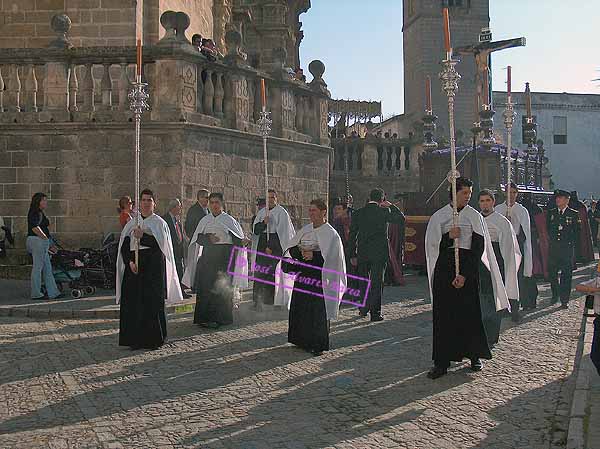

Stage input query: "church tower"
[{"left": 403, "top": 0, "right": 490, "bottom": 137}]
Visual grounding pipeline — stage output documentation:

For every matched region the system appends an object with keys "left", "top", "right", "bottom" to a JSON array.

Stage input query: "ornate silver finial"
[
  {"left": 257, "top": 110, "right": 272, "bottom": 138},
  {"left": 128, "top": 82, "right": 150, "bottom": 115}
]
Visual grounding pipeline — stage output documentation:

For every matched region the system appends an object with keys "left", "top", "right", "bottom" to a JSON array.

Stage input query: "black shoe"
[
  {"left": 470, "top": 359, "right": 483, "bottom": 372},
  {"left": 370, "top": 315, "right": 384, "bottom": 322},
  {"left": 358, "top": 310, "right": 368, "bottom": 317},
  {"left": 182, "top": 292, "right": 192, "bottom": 299},
  {"left": 207, "top": 322, "right": 220, "bottom": 329},
  {"left": 32, "top": 295, "right": 49, "bottom": 301},
  {"left": 427, "top": 366, "right": 448, "bottom": 379},
  {"left": 511, "top": 308, "right": 521, "bottom": 323},
  {"left": 311, "top": 349, "right": 323, "bottom": 356},
  {"left": 560, "top": 303, "right": 569, "bottom": 310}
]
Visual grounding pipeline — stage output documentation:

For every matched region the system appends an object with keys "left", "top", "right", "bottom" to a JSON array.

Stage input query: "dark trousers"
[
  {"left": 357, "top": 259, "right": 386, "bottom": 316},
  {"left": 548, "top": 245, "right": 574, "bottom": 304},
  {"left": 592, "top": 317, "right": 600, "bottom": 376}
]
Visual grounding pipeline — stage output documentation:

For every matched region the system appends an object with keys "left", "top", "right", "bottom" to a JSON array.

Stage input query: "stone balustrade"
[
  {"left": 0, "top": 12, "right": 331, "bottom": 146},
  {"left": 331, "top": 136, "right": 418, "bottom": 177}
]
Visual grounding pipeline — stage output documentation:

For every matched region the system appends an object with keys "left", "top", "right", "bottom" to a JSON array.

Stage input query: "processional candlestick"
[
  {"left": 502, "top": 66, "right": 516, "bottom": 220},
  {"left": 439, "top": 7, "right": 462, "bottom": 277},
  {"left": 257, "top": 79, "right": 272, "bottom": 243},
  {"left": 128, "top": 39, "right": 150, "bottom": 266},
  {"left": 522, "top": 82, "right": 538, "bottom": 187}
]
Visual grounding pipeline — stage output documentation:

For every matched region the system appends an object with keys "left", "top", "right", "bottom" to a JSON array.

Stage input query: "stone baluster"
[
  {"left": 22, "top": 64, "right": 38, "bottom": 112},
  {"left": 68, "top": 64, "right": 78, "bottom": 112},
  {"left": 222, "top": 73, "right": 233, "bottom": 121},
  {"left": 196, "top": 65, "right": 204, "bottom": 114},
  {"left": 295, "top": 95, "right": 304, "bottom": 132},
  {"left": 81, "top": 63, "right": 95, "bottom": 112},
  {"left": 100, "top": 63, "right": 113, "bottom": 110},
  {"left": 214, "top": 72, "right": 224, "bottom": 118},
  {"left": 6, "top": 64, "right": 21, "bottom": 112},
  {"left": 203, "top": 70, "right": 214, "bottom": 115},
  {"left": 117, "top": 63, "right": 129, "bottom": 111},
  {"left": 0, "top": 65, "right": 4, "bottom": 112},
  {"left": 390, "top": 146, "right": 397, "bottom": 172},
  {"left": 399, "top": 147, "right": 405, "bottom": 171}
]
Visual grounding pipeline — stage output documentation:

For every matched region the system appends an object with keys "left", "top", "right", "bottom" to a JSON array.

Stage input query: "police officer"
[{"left": 547, "top": 189, "right": 581, "bottom": 308}]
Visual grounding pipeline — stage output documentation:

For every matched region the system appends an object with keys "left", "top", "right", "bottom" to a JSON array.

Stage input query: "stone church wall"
[{"left": 0, "top": 123, "right": 330, "bottom": 248}]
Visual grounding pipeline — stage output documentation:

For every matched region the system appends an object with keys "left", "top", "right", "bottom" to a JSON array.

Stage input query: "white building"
[{"left": 493, "top": 90, "right": 600, "bottom": 199}]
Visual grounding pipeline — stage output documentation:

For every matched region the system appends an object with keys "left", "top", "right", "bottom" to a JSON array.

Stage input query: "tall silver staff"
[
  {"left": 440, "top": 7, "right": 462, "bottom": 277},
  {"left": 128, "top": 40, "right": 150, "bottom": 266},
  {"left": 257, "top": 79, "right": 272, "bottom": 243},
  {"left": 503, "top": 65, "right": 516, "bottom": 220}
]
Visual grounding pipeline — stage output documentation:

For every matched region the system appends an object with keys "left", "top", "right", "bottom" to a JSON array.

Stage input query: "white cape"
[
  {"left": 274, "top": 222, "right": 347, "bottom": 320},
  {"left": 496, "top": 202, "right": 532, "bottom": 277},
  {"left": 182, "top": 212, "right": 248, "bottom": 289},
  {"left": 115, "top": 213, "right": 183, "bottom": 305},
  {"left": 251, "top": 204, "right": 296, "bottom": 306},
  {"left": 425, "top": 204, "right": 509, "bottom": 312},
  {"left": 485, "top": 211, "right": 522, "bottom": 300}
]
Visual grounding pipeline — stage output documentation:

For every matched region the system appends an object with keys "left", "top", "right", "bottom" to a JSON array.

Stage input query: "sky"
[{"left": 299, "top": 0, "right": 600, "bottom": 119}]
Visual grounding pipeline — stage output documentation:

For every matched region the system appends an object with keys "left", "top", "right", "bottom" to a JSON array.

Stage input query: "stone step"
[
  {"left": 0, "top": 264, "right": 32, "bottom": 280},
  {"left": 1, "top": 250, "right": 32, "bottom": 266}
]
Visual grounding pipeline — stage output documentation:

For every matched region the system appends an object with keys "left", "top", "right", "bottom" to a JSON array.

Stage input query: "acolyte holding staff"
[{"left": 424, "top": 7, "right": 509, "bottom": 379}]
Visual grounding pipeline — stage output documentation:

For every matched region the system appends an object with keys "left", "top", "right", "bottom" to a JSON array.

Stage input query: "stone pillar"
[
  {"left": 153, "top": 59, "right": 197, "bottom": 119},
  {"left": 362, "top": 141, "right": 378, "bottom": 176},
  {"left": 308, "top": 60, "right": 330, "bottom": 146},
  {"left": 229, "top": 73, "right": 250, "bottom": 131},
  {"left": 43, "top": 62, "right": 69, "bottom": 113}
]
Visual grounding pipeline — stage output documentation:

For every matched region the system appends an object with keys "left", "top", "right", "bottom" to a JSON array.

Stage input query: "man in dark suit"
[
  {"left": 184, "top": 189, "right": 210, "bottom": 238},
  {"left": 163, "top": 198, "right": 191, "bottom": 299},
  {"left": 547, "top": 189, "right": 581, "bottom": 309},
  {"left": 348, "top": 188, "right": 405, "bottom": 321}
]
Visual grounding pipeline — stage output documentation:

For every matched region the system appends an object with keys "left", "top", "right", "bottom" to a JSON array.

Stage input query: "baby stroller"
[{"left": 50, "top": 235, "right": 119, "bottom": 298}]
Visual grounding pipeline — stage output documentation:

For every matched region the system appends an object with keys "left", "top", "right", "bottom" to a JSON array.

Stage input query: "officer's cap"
[{"left": 554, "top": 189, "right": 571, "bottom": 198}]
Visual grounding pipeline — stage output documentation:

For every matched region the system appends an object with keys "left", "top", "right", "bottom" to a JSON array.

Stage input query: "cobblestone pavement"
[{"left": 0, "top": 273, "right": 585, "bottom": 449}]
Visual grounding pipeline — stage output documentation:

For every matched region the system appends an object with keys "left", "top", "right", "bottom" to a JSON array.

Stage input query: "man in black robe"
[
  {"left": 189, "top": 192, "right": 249, "bottom": 328},
  {"left": 251, "top": 189, "right": 294, "bottom": 310},
  {"left": 118, "top": 189, "right": 183, "bottom": 350},
  {"left": 425, "top": 178, "right": 505, "bottom": 379}
]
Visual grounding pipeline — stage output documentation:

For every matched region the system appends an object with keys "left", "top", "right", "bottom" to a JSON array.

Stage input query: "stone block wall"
[
  {"left": 0, "top": 0, "right": 213, "bottom": 48},
  {"left": 0, "top": 123, "right": 330, "bottom": 249}
]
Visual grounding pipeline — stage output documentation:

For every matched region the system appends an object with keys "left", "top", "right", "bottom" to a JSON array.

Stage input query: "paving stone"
[{"left": 0, "top": 274, "right": 584, "bottom": 448}]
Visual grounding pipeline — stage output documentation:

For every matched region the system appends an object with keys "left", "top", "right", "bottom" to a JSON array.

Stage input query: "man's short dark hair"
[
  {"left": 478, "top": 189, "right": 495, "bottom": 201},
  {"left": 268, "top": 189, "right": 277, "bottom": 195},
  {"left": 449, "top": 177, "right": 473, "bottom": 200},
  {"left": 509, "top": 181, "right": 518, "bottom": 190},
  {"left": 209, "top": 192, "right": 224, "bottom": 202},
  {"left": 197, "top": 189, "right": 209, "bottom": 200},
  {"left": 369, "top": 188, "right": 385, "bottom": 202},
  {"left": 310, "top": 198, "right": 327, "bottom": 211},
  {"left": 140, "top": 188, "right": 154, "bottom": 200}
]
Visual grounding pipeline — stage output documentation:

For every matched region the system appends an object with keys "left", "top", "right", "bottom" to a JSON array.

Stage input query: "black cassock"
[
  {"left": 284, "top": 246, "right": 329, "bottom": 353},
  {"left": 432, "top": 232, "right": 492, "bottom": 366},
  {"left": 480, "top": 242, "right": 504, "bottom": 347},
  {"left": 193, "top": 233, "right": 242, "bottom": 326},
  {"left": 119, "top": 234, "right": 168, "bottom": 349},
  {"left": 252, "top": 221, "right": 283, "bottom": 306}
]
